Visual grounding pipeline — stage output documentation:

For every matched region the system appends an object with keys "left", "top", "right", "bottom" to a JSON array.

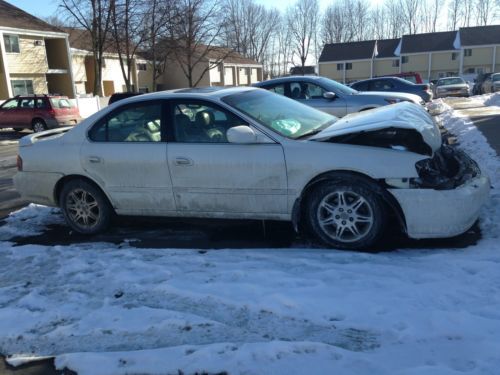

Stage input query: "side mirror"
[
  {"left": 323, "top": 92, "right": 337, "bottom": 100},
  {"left": 227, "top": 126, "right": 257, "bottom": 144}
]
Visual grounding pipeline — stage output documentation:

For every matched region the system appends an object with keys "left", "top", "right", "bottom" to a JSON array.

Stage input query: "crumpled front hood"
[
  {"left": 311, "top": 101, "right": 442, "bottom": 153},
  {"left": 357, "top": 90, "right": 422, "bottom": 103}
]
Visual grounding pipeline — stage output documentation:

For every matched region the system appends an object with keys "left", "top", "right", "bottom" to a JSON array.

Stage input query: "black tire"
[
  {"left": 305, "top": 176, "right": 387, "bottom": 250},
  {"left": 32, "top": 119, "right": 46, "bottom": 133},
  {"left": 60, "top": 179, "right": 112, "bottom": 234}
]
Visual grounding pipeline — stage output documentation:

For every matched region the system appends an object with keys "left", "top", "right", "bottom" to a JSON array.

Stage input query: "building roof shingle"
[
  {"left": 375, "top": 38, "right": 400, "bottom": 58},
  {"left": 401, "top": 31, "right": 457, "bottom": 54},
  {"left": 319, "top": 40, "right": 376, "bottom": 62},
  {"left": 0, "top": 0, "right": 63, "bottom": 33},
  {"left": 459, "top": 25, "right": 500, "bottom": 46}
]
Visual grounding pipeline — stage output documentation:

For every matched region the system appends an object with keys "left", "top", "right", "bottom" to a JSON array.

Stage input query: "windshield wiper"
[{"left": 295, "top": 128, "right": 324, "bottom": 139}]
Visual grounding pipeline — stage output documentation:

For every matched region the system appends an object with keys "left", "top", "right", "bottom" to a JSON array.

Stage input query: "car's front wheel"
[
  {"left": 60, "top": 179, "right": 112, "bottom": 234},
  {"left": 306, "top": 177, "right": 387, "bottom": 250}
]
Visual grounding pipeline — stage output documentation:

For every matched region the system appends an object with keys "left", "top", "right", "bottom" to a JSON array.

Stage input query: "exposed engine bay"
[{"left": 327, "top": 127, "right": 433, "bottom": 156}]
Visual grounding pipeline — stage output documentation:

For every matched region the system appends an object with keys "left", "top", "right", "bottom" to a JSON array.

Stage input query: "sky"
[{"left": 8, "top": 0, "right": 352, "bottom": 19}]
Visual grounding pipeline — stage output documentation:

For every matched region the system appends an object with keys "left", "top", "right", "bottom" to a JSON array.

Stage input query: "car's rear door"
[
  {"left": 80, "top": 100, "right": 176, "bottom": 215},
  {"left": 166, "top": 99, "right": 288, "bottom": 216}
]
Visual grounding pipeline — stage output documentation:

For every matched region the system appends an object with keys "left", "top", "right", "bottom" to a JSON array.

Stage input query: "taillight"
[
  {"left": 423, "top": 85, "right": 429, "bottom": 90},
  {"left": 49, "top": 108, "right": 56, "bottom": 117},
  {"left": 16, "top": 155, "right": 23, "bottom": 171}
]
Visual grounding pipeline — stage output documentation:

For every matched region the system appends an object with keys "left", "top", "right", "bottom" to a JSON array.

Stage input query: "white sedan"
[{"left": 14, "top": 87, "right": 490, "bottom": 250}]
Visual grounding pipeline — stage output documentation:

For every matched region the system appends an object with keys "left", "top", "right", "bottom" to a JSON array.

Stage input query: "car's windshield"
[
  {"left": 222, "top": 89, "right": 337, "bottom": 139},
  {"left": 492, "top": 74, "right": 500, "bottom": 82},
  {"left": 315, "top": 77, "right": 358, "bottom": 95},
  {"left": 437, "top": 78, "right": 464, "bottom": 86}
]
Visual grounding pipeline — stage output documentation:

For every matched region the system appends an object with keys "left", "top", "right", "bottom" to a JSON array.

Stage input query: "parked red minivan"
[{"left": 0, "top": 95, "right": 82, "bottom": 132}]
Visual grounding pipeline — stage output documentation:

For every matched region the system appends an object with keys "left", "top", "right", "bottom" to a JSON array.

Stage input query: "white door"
[
  {"left": 81, "top": 101, "right": 176, "bottom": 215},
  {"left": 167, "top": 100, "right": 288, "bottom": 216}
]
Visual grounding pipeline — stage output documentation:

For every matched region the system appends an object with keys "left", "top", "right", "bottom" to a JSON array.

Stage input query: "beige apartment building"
[
  {"left": 0, "top": 0, "right": 75, "bottom": 99},
  {"left": 319, "top": 25, "right": 500, "bottom": 83},
  {"left": 160, "top": 46, "right": 263, "bottom": 90},
  {"left": 67, "top": 28, "right": 154, "bottom": 96}
]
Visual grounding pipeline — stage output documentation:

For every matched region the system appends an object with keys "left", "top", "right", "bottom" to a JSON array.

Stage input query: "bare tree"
[
  {"left": 370, "top": 6, "right": 388, "bottom": 40},
  {"left": 169, "top": 0, "right": 230, "bottom": 87},
  {"left": 448, "top": 0, "right": 462, "bottom": 30},
  {"left": 420, "top": 0, "right": 442, "bottom": 33},
  {"left": 60, "top": 0, "right": 113, "bottom": 96},
  {"left": 286, "top": 0, "right": 319, "bottom": 69},
  {"left": 476, "top": 0, "right": 496, "bottom": 25},
  {"left": 399, "top": 0, "right": 420, "bottom": 34},
  {"left": 222, "top": 0, "right": 279, "bottom": 65},
  {"left": 385, "top": 0, "right": 407, "bottom": 38},
  {"left": 110, "top": 0, "right": 150, "bottom": 91},
  {"left": 144, "top": 0, "right": 175, "bottom": 91}
]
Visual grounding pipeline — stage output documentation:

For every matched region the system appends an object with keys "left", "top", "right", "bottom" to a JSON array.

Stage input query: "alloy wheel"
[
  {"left": 33, "top": 121, "right": 46, "bottom": 133},
  {"left": 65, "top": 188, "right": 100, "bottom": 229},
  {"left": 316, "top": 190, "right": 374, "bottom": 243}
]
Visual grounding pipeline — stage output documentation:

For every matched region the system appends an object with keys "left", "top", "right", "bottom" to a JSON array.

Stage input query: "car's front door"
[
  {"left": 81, "top": 100, "right": 176, "bottom": 215},
  {"left": 166, "top": 99, "right": 288, "bottom": 217},
  {"left": 289, "top": 81, "right": 347, "bottom": 117},
  {"left": 0, "top": 99, "right": 20, "bottom": 128}
]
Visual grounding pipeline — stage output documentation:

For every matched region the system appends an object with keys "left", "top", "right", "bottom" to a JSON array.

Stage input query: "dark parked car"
[
  {"left": 378, "top": 72, "right": 423, "bottom": 84},
  {"left": 472, "top": 73, "right": 492, "bottom": 95},
  {"left": 350, "top": 77, "right": 433, "bottom": 102},
  {"left": 0, "top": 95, "right": 81, "bottom": 132},
  {"left": 108, "top": 92, "right": 143, "bottom": 105}
]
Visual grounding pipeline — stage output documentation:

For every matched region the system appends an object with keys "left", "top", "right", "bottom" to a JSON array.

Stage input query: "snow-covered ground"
[{"left": 0, "top": 96, "right": 499, "bottom": 374}]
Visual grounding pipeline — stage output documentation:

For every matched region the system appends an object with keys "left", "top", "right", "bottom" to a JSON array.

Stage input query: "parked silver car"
[
  {"left": 253, "top": 76, "right": 425, "bottom": 117},
  {"left": 435, "top": 77, "right": 470, "bottom": 98},
  {"left": 14, "top": 87, "right": 489, "bottom": 250},
  {"left": 481, "top": 73, "right": 500, "bottom": 93}
]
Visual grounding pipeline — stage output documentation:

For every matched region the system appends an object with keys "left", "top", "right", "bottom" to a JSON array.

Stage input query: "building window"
[
  {"left": 466, "top": 68, "right": 475, "bottom": 74},
  {"left": 337, "top": 63, "right": 343, "bottom": 71},
  {"left": 464, "top": 49, "right": 472, "bottom": 57},
  {"left": 345, "top": 63, "right": 352, "bottom": 70},
  {"left": 402, "top": 56, "right": 409, "bottom": 64},
  {"left": 392, "top": 59, "right": 400, "bottom": 67},
  {"left": 137, "top": 63, "right": 147, "bottom": 71},
  {"left": 3, "top": 34, "right": 20, "bottom": 53},
  {"left": 451, "top": 52, "right": 459, "bottom": 60},
  {"left": 11, "top": 80, "right": 34, "bottom": 96}
]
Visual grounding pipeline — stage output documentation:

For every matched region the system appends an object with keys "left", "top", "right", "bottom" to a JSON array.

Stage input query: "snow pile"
[
  {"left": 0, "top": 106, "right": 499, "bottom": 374},
  {"left": 484, "top": 93, "right": 500, "bottom": 107},
  {"left": 426, "top": 99, "right": 449, "bottom": 115}
]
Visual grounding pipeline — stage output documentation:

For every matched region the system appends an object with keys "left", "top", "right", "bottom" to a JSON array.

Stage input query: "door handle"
[
  {"left": 175, "top": 157, "right": 193, "bottom": 166},
  {"left": 88, "top": 156, "right": 102, "bottom": 163}
]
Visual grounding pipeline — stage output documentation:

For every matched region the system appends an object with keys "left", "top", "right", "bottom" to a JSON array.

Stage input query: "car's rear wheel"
[
  {"left": 306, "top": 178, "right": 387, "bottom": 250},
  {"left": 60, "top": 179, "right": 112, "bottom": 234},
  {"left": 32, "top": 119, "right": 46, "bottom": 133}
]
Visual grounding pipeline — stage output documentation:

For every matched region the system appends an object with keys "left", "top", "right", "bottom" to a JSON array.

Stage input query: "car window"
[
  {"left": 352, "top": 81, "right": 369, "bottom": 91},
  {"left": 267, "top": 84, "right": 285, "bottom": 96},
  {"left": 492, "top": 75, "right": 500, "bottom": 82},
  {"left": 50, "top": 98, "right": 75, "bottom": 108},
  {"left": 89, "top": 102, "right": 162, "bottom": 142},
  {"left": 19, "top": 99, "right": 35, "bottom": 108},
  {"left": 437, "top": 78, "right": 464, "bottom": 86},
  {"left": 372, "top": 80, "right": 394, "bottom": 90},
  {"left": 0, "top": 99, "right": 18, "bottom": 109},
  {"left": 289, "top": 82, "right": 325, "bottom": 100},
  {"left": 172, "top": 101, "right": 246, "bottom": 143},
  {"left": 36, "top": 98, "right": 49, "bottom": 109}
]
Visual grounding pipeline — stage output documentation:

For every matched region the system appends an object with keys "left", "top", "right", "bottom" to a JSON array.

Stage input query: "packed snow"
[{"left": 0, "top": 97, "right": 499, "bottom": 374}]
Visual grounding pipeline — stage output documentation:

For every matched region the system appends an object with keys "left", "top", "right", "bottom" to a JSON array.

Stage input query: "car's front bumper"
[{"left": 389, "top": 171, "right": 490, "bottom": 239}]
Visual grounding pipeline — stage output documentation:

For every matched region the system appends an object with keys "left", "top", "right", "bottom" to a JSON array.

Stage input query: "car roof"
[
  {"left": 114, "top": 86, "right": 258, "bottom": 105},
  {"left": 254, "top": 76, "right": 324, "bottom": 85}
]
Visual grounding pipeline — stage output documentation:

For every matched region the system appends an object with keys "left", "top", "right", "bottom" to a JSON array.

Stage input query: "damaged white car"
[{"left": 14, "top": 87, "right": 490, "bottom": 250}]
